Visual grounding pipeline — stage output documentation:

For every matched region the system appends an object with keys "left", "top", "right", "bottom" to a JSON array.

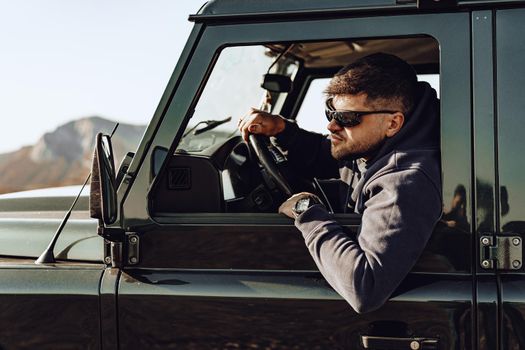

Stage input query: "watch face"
[{"left": 295, "top": 197, "right": 311, "bottom": 214}]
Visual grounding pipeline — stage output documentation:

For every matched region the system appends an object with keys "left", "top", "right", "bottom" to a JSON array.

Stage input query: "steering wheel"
[{"left": 248, "top": 134, "right": 293, "bottom": 197}]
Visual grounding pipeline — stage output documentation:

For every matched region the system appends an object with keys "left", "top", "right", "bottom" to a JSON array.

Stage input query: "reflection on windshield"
[{"left": 178, "top": 130, "right": 234, "bottom": 153}]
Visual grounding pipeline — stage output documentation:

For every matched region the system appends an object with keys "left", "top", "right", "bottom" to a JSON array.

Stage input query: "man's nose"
[{"left": 327, "top": 119, "right": 342, "bottom": 133}]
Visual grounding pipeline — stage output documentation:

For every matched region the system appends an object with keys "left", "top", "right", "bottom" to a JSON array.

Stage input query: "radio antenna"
[{"left": 35, "top": 123, "right": 119, "bottom": 264}]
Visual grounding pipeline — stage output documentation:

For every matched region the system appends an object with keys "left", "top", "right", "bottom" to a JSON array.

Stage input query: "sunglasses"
[{"left": 325, "top": 98, "right": 398, "bottom": 127}]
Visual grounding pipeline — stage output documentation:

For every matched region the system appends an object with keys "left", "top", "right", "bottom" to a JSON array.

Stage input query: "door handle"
[{"left": 361, "top": 335, "right": 439, "bottom": 350}]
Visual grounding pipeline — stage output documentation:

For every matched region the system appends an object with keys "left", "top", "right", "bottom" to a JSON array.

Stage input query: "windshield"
[{"left": 177, "top": 45, "right": 298, "bottom": 152}]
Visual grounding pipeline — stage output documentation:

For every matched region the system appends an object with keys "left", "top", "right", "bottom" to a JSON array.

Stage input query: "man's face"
[{"left": 327, "top": 93, "right": 402, "bottom": 161}]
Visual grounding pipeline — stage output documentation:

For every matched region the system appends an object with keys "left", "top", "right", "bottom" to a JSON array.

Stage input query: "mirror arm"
[{"left": 98, "top": 225, "right": 126, "bottom": 242}]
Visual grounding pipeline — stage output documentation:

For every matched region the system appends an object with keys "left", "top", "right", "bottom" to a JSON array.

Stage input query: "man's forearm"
[{"left": 294, "top": 170, "right": 442, "bottom": 313}]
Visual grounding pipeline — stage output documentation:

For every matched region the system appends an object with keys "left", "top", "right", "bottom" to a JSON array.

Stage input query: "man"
[{"left": 238, "top": 53, "right": 441, "bottom": 313}]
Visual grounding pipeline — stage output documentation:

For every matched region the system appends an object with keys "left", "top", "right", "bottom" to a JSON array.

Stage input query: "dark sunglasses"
[{"left": 325, "top": 98, "right": 398, "bottom": 127}]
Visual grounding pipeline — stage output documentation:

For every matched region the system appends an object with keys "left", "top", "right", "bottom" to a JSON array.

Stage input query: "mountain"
[{"left": 0, "top": 117, "right": 145, "bottom": 194}]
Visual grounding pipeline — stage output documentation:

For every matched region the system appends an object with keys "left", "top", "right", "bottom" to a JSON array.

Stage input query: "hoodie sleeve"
[
  {"left": 273, "top": 119, "right": 339, "bottom": 179},
  {"left": 295, "top": 168, "right": 442, "bottom": 313}
]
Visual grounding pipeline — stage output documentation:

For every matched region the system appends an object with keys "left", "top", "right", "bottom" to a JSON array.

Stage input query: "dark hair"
[{"left": 324, "top": 53, "right": 418, "bottom": 113}]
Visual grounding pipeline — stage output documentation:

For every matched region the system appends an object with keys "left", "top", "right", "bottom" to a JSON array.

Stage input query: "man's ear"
[{"left": 385, "top": 112, "right": 404, "bottom": 137}]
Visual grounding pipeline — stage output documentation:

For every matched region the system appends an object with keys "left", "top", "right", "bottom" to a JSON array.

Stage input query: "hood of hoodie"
[
  {"left": 346, "top": 81, "right": 440, "bottom": 211},
  {"left": 368, "top": 81, "right": 440, "bottom": 165},
  {"left": 340, "top": 81, "right": 439, "bottom": 175}
]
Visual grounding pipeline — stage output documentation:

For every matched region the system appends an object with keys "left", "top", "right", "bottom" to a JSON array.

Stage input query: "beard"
[{"left": 330, "top": 135, "right": 386, "bottom": 161}]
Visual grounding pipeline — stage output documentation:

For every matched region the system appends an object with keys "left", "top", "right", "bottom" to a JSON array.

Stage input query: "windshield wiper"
[{"left": 183, "top": 116, "right": 232, "bottom": 138}]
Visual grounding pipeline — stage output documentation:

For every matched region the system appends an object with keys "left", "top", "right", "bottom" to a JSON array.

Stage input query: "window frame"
[{"left": 121, "top": 12, "right": 472, "bottom": 236}]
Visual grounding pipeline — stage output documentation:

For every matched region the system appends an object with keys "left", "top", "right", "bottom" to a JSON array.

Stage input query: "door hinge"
[
  {"left": 103, "top": 240, "right": 122, "bottom": 268},
  {"left": 480, "top": 235, "right": 522, "bottom": 270},
  {"left": 126, "top": 232, "right": 140, "bottom": 266},
  {"left": 103, "top": 232, "right": 140, "bottom": 267}
]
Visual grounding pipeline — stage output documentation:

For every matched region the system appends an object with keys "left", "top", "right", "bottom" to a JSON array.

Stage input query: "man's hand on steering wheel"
[
  {"left": 238, "top": 108, "right": 294, "bottom": 196},
  {"left": 238, "top": 108, "right": 287, "bottom": 141},
  {"left": 238, "top": 108, "right": 331, "bottom": 213}
]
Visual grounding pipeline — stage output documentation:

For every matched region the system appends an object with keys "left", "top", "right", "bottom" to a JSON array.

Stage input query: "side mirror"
[
  {"left": 90, "top": 133, "right": 118, "bottom": 225},
  {"left": 261, "top": 73, "right": 293, "bottom": 93}
]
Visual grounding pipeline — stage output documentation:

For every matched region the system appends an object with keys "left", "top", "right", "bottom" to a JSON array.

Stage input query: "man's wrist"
[
  {"left": 274, "top": 118, "right": 299, "bottom": 144},
  {"left": 275, "top": 116, "right": 287, "bottom": 135},
  {"left": 292, "top": 195, "right": 324, "bottom": 218}
]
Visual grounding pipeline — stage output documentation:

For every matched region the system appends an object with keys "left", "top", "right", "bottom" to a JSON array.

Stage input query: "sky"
[{"left": 0, "top": 0, "right": 205, "bottom": 153}]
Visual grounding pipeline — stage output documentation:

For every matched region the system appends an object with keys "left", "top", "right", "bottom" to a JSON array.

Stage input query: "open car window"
[{"left": 150, "top": 37, "right": 440, "bottom": 216}]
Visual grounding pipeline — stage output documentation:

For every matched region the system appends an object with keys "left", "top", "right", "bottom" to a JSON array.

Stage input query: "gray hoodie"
[{"left": 275, "top": 82, "right": 442, "bottom": 313}]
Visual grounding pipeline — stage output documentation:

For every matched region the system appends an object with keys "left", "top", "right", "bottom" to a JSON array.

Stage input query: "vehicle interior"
[{"left": 149, "top": 36, "right": 440, "bottom": 215}]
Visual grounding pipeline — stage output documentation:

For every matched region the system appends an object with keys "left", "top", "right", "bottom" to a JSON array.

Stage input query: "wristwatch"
[{"left": 292, "top": 195, "right": 323, "bottom": 218}]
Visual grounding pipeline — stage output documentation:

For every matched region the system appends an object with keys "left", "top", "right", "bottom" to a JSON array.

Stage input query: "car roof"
[
  {"left": 190, "top": 0, "right": 524, "bottom": 22},
  {"left": 194, "top": 0, "right": 397, "bottom": 18}
]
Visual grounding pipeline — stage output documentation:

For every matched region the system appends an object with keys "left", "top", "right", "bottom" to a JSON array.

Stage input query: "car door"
[
  {"left": 492, "top": 7, "right": 525, "bottom": 350},
  {"left": 116, "top": 6, "right": 476, "bottom": 349}
]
